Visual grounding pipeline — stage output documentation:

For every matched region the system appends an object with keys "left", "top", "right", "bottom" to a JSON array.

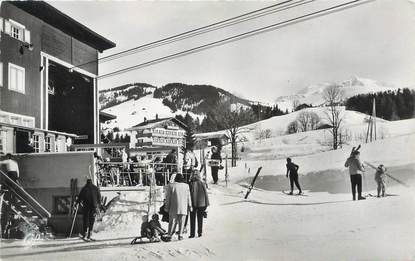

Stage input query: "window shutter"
[
  {"left": 24, "top": 29, "right": 31, "bottom": 44},
  {"left": 4, "top": 20, "right": 11, "bottom": 35}
]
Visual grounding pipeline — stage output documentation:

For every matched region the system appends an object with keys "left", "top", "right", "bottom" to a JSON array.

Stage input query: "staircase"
[{"left": 0, "top": 170, "right": 51, "bottom": 238}]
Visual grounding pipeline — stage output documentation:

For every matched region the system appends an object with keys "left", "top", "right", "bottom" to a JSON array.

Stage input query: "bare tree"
[
  {"left": 212, "top": 101, "right": 255, "bottom": 167},
  {"left": 296, "top": 111, "right": 321, "bottom": 132},
  {"left": 323, "top": 85, "right": 344, "bottom": 150},
  {"left": 287, "top": 120, "right": 299, "bottom": 134}
]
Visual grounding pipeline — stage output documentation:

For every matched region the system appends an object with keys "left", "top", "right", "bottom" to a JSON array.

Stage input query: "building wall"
[
  {"left": 0, "top": 1, "right": 98, "bottom": 135},
  {"left": 15, "top": 152, "right": 94, "bottom": 213},
  {"left": 0, "top": 3, "right": 43, "bottom": 126}
]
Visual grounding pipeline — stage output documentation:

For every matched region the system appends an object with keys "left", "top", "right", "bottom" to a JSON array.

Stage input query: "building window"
[
  {"left": 8, "top": 63, "right": 25, "bottom": 93},
  {"left": 32, "top": 134, "right": 40, "bottom": 152},
  {"left": 11, "top": 25, "right": 23, "bottom": 41},
  {"left": 45, "top": 136, "right": 52, "bottom": 152}
]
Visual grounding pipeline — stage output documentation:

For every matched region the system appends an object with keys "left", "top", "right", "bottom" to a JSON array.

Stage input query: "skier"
[
  {"left": 375, "top": 164, "right": 387, "bottom": 197},
  {"left": 210, "top": 146, "right": 222, "bottom": 185},
  {"left": 164, "top": 174, "right": 192, "bottom": 240},
  {"left": 286, "top": 157, "right": 302, "bottom": 195},
  {"left": 77, "top": 179, "right": 101, "bottom": 240},
  {"left": 189, "top": 171, "right": 209, "bottom": 238},
  {"left": 344, "top": 150, "right": 366, "bottom": 200}
]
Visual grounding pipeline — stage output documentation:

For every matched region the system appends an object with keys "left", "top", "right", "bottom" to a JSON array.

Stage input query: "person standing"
[
  {"left": 165, "top": 149, "right": 177, "bottom": 182},
  {"left": 0, "top": 154, "right": 19, "bottom": 183},
  {"left": 183, "top": 149, "right": 198, "bottom": 183},
  {"left": 344, "top": 150, "right": 366, "bottom": 200},
  {"left": 210, "top": 147, "right": 222, "bottom": 185},
  {"left": 189, "top": 171, "right": 209, "bottom": 238},
  {"left": 286, "top": 157, "right": 302, "bottom": 195},
  {"left": 375, "top": 164, "right": 387, "bottom": 198},
  {"left": 77, "top": 179, "right": 101, "bottom": 240},
  {"left": 164, "top": 174, "right": 192, "bottom": 240}
]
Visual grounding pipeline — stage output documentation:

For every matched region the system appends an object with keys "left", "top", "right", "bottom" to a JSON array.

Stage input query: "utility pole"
[{"left": 365, "top": 97, "right": 377, "bottom": 143}]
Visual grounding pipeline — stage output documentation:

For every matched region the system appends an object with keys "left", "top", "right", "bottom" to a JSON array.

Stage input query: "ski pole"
[{"left": 68, "top": 203, "right": 79, "bottom": 238}]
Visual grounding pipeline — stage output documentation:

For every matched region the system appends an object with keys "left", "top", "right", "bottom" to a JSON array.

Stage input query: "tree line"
[{"left": 345, "top": 88, "right": 415, "bottom": 120}]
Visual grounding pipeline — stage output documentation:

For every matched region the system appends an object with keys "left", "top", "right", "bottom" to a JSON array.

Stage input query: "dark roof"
[
  {"left": 99, "top": 111, "right": 117, "bottom": 122},
  {"left": 129, "top": 117, "right": 187, "bottom": 130},
  {"left": 8, "top": 1, "right": 116, "bottom": 52}
]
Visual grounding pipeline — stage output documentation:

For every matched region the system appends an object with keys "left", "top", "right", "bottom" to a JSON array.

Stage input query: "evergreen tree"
[{"left": 181, "top": 126, "right": 197, "bottom": 153}]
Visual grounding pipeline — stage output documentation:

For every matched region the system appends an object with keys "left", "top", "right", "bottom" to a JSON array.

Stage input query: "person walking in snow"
[
  {"left": 344, "top": 150, "right": 366, "bottom": 200},
  {"left": 189, "top": 170, "right": 209, "bottom": 238},
  {"left": 286, "top": 157, "right": 302, "bottom": 195},
  {"left": 164, "top": 174, "right": 192, "bottom": 240},
  {"left": 77, "top": 179, "right": 101, "bottom": 240},
  {"left": 375, "top": 164, "right": 387, "bottom": 197},
  {"left": 210, "top": 146, "right": 222, "bottom": 185}
]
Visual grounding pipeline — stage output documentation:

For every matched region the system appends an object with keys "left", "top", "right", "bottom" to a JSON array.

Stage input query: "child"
[
  {"left": 375, "top": 164, "right": 387, "bottom": 197},
  {"left": 140, "top": 214, "right": 166, "bottom": 242}
]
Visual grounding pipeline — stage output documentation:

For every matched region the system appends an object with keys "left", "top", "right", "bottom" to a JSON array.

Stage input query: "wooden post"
[{"left": 225, "top": 154, "right": 228, "bottom": 187}]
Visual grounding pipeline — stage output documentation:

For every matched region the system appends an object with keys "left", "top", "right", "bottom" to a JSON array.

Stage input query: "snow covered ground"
[
  {"left": 1, "top": 107, "right": 414, "bottom": 260},
  {"left": 1, "top": 128, "right": 414, "bottom": 260},
  {"left": 1, "top": 182, "right": 414, "bottom": 261}
]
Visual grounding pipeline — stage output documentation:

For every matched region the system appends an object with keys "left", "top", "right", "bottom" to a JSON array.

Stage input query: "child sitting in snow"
[
  {"left": 375, "top": 164, "right": 387, "bottom": 197},
  {"left": 140, "top": 214, "right": 166, "bottom": 242}
]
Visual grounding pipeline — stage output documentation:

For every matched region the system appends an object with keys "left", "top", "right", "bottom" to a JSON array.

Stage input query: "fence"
[{"left": 96, "top": 161, "right": 179, "bottom": 187}]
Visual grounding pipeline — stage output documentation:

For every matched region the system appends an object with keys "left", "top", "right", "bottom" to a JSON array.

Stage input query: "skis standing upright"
[{"left": 244, "top": 167, "right": 262, "bottom": 199}]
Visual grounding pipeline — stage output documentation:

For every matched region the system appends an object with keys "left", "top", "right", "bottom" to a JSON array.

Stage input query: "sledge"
[
  {"left": 130, "top": 234, "right": 170, "bottom": 245},
  {"left": 282, "top": 190, "right": 308, "bottom": 197}
]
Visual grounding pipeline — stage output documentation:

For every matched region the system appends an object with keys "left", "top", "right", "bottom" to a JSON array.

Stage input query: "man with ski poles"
[{"left": 77, "top": 179, "right": 101, "bottom": 240}]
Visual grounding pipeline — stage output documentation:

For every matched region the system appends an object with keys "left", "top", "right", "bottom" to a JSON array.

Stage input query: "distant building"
[
  {"left": 0, "top": 1, "right": 115, "bottom": 154},
  {"left": 127, "top": 117, "right": 187, "bottom": 149}
]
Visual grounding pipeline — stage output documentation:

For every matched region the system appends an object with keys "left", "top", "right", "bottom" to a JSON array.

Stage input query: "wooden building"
[{"left": 0, "top": 1, "right": 115, "bottom": 154}]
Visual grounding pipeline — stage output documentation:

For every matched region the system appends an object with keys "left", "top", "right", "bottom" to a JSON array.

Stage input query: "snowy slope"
[
  {"left": 275, "top": 76, "right": 408, "bottom": 111},
  {"left": 102, "top": 93, "right": 203, "bottom": 130}
]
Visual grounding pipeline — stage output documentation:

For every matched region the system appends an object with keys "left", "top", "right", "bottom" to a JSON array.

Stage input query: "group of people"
[
  {"left": 286, "top": 150, "right": 388, "bottom": 200},
  {"left": 139, "top": 169, "right": 209, "bottom": 242}
]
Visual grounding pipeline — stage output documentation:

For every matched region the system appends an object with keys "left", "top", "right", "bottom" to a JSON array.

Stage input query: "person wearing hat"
[
  {"left": 344, "top": 150, "right": 366, "bottom": 200},
  {"left": 77, "top": 179, "right": 101, "bottom": 240},
  {"left": 375, "top": 164, "right": 387, "bottom": 197}
]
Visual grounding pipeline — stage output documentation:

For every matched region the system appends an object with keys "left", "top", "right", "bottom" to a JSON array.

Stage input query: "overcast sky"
[{"left": 48, "top": 0, "right": 415, "bottom": 103}]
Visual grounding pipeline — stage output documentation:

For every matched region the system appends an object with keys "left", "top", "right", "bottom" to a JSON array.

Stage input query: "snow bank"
[{"left": 94, "top": 187, "right": 164, "bottom": 237}]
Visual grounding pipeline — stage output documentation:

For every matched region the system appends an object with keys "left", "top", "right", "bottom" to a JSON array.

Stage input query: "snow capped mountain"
[{"left": 275, "top": 76, "right": 406, "bottom": 112}]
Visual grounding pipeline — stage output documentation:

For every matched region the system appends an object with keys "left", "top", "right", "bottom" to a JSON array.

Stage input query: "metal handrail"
[{"left": 0, "top": 169, "right": 51, "bottom": 218}]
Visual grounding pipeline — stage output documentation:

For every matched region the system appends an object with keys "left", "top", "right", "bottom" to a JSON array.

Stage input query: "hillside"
[
  {"left": 100, "top": 83, "right": 251, "bottom": 130},
  {"left": 99, "top": 83, "right": 157, "bottom": 109},
  {"left": 275, "top": 76, "right": 408, "bottom": 112}
]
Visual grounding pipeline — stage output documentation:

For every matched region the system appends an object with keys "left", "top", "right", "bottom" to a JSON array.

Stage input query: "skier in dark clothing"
[
  {"left": 77, "top": 179, "right": 101, "bottom": 240},
  {"left": 286, "top": 157, "right": 302, "bottom": 195},
  {"left": 210, "top": 147, "right": 222, "bottom": 184}
]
